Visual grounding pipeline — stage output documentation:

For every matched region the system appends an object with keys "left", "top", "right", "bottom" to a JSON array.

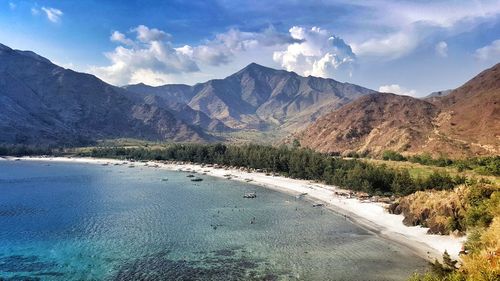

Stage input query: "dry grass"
[
  {"left": 460, "top": 217, "right": 500, "bottom": 280},
  {"left": 395, "top": 186, "right": 469, "bottom": 234}
]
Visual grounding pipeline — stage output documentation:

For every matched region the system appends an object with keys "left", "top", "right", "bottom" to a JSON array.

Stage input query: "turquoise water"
[{"left": 0, "top": 160, "right": 427, "bottom": 280}]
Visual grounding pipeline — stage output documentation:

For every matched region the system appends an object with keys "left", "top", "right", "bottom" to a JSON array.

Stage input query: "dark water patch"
[
  {"left": 111, "top": 249, "right": 286, "bottom": 281},
  {"left": 0, "top": 255, "right": 58, "bottom": 273},
  {"left": 0, "top": 206, "right": 40, "bottom": 217},
  {"left": 0, "top": 175, "right": 91, "bottom": 185}
]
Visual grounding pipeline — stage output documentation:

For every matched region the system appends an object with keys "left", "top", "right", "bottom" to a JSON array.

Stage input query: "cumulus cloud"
[
  {"left": 272, "top": 26, "right": 356, "bottom": 78},
  {"left": 41, "top": 7, "right": 63, "bottom": 23},
  {"left": 379, "top": 84, "right": 417, "bottom": 97},
  {"left": 90, "top": 25, "right": 200, "bottom": 86},
  {"left": 474, "top": 39, "right": 500, "bottom": 61},
  {"left": 110, "top": 31, "right": 134, "bottom": 46},
  {"left": 133, "top": 25, "right": 170, "bottom": 42},
  {"left": 435, "top": 41, "right": 448, "bottom": 57}
]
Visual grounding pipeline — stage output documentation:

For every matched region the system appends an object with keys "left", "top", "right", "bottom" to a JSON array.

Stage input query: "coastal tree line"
[{"left": 83, "top": 144, "right": 468, "bottom": 196}]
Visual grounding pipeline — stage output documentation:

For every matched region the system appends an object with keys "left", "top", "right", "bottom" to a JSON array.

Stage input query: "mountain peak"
[{"left": 237, "top": 62, "right": 282, "bottom": 74}]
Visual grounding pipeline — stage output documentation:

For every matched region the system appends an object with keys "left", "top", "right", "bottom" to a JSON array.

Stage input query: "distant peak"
[
  {"left": 126, "top": 82, "right": 150, "bottom": 88},
  {"left": 240, "top": 62, "right": 275, "bottom": 72}
]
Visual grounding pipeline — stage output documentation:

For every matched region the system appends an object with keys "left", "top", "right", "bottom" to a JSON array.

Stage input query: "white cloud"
[
  {"left": 474, "top": 39, "right": 500, "bottom": 61},
  {"left": 41, "top": 7, "right": 63, "bottom": 23},
  {"left": 133, "top": 25, "right": 170, "bottom": 43},
  {"left": 273, "top": 26, "right": 356, "bottom": 78},
  {"left": 90, "top": 25, "right": 199, "bottom": 86},
  {"left": 379, "top": 84, "right": 417, "bottom": 97},
  {"left": 351, "top": 31, "right": 417, "bottom": 60},
  {"left": 110, "top": 31, "right": 134, "bottom": 46},
  {"left": 9, "top": 2, "right": 16, "bottom": 10},
  {"left": 435, "top": 41, "right": 448, "bottom": 57}
]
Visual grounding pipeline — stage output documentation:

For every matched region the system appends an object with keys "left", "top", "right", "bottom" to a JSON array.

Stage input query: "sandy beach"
[{"left": 5, "top": 156, "right": 466, "bottom": 262}]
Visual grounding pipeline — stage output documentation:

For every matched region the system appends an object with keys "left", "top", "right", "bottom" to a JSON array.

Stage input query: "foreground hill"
[
  {"left": 296, "top": 63, "right": 500, "bottom": 157},
  {"left": 126, "top": 63, "right": 377, "bottom": 134},
  {"left": 0, "top": 43, "right": 213, "bottom": 145}
]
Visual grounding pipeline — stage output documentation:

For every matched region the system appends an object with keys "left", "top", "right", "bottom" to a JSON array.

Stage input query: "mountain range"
[
  {"left": 296, "top": 63, "right": 500, "bottom": 157},
  {"left": 1, "top": 42, "right": 498, "bottom": 157},
  {"left": 0, "top": 43, "right": 375, "bottom": 145},
  {"left": 124, "top": 63, "right": 376, "bottom": 133}
]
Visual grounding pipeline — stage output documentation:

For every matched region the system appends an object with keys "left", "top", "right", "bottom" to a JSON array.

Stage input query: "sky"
[{"left": 1, "top": 0, "right": 500, "bottom": 97}]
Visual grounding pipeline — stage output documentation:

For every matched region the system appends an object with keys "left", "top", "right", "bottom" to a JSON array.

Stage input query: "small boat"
[
  {"left": 243, "top": 192, "right": 257, "bottom": 198},
  {"left": 186, "top": 174, "right": 195, "bottom": 178},
  {"left": 161, "top": 178, "right": 168, "bottom": 181},
  {"left": 312, "top": 203, "right": 324, "bottom": 207},
  {"left": 191, "top": 178, "right": 203, "bottom": 182}
]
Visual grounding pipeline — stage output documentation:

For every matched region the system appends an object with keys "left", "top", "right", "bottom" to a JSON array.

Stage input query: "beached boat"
[{"left": 312, "top": 203, "right": 324, "bottom": 207}]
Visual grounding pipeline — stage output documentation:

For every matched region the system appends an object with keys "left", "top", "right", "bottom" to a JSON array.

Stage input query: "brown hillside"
[
  {"left": 296, "top": 93, "right": 439, "bottom": 155},
  {"left": 296, "top": 63, "right": 500, "bottom": 157},
  {"left": 432, "top": 63, "right": 500, "bottom": 154}
]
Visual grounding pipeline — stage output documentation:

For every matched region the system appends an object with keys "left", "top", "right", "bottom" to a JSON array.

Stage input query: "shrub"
[{"left": 382, "top": 150, "right": 406, "bottom": 161}]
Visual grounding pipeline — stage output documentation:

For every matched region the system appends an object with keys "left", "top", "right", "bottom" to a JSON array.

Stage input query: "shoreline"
[{"left": 3, "top": 156, "right": 466, "bottom": 262}]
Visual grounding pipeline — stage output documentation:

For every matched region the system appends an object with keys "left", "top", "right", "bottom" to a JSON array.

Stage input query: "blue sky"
[{"left": 1, "top": 0, "right": 500, "bottom": 96}]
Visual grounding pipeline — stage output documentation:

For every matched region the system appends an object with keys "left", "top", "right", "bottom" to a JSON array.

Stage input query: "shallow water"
[{"left": 0, "top": 160, "right": 427, "bottom": 280}]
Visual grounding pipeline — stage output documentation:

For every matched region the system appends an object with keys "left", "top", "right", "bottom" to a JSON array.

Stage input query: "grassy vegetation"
[
  {"left": 378, "top": 151, "right": 500, "bottom": 177},
  {"left": 365, "top": 158, "right": 500, "bottom": 185}
]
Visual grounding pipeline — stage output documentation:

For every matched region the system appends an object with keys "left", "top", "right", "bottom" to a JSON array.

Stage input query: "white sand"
[{"left": 9, "top": 156, "right": 466, "bottom": 262}]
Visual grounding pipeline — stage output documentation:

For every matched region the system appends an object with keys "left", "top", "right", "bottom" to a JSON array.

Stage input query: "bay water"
[{"left": 0, "top": 160, "right": 427, "bottom": 280}]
